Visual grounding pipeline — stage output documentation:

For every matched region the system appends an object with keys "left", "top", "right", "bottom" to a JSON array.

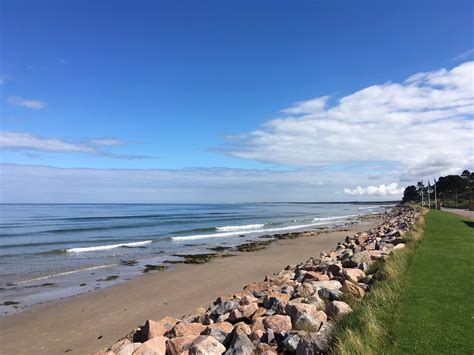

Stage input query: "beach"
[{"left": 0, "top": 218, "right": 379, "bottom": 354}]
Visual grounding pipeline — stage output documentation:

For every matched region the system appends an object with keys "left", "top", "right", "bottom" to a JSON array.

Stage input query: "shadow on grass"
[{"left": 462, "top": 220, "right": 474, "bottom": 229}]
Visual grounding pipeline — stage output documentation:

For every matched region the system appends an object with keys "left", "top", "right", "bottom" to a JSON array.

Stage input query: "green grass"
[
  {"left": 392, "top": 210, "right": 474, "bottom": 354},
  {"left": 332, "top": 210, "right": 474, "bottom": 354}
]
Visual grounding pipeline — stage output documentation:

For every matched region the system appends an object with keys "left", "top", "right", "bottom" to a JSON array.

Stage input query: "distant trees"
[
  {"left": 401, "top": 169, "right": 474, "bottom": 209},
  {"left": 402, "top": 185, "right": 419, "bottom": 203}
]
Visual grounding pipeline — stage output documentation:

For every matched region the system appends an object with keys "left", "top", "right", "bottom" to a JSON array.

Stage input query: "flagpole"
[
  {"left": 428, "top": 179, "right": 431, "bottom": 210},
  {"left": 421, "top": 179, "right": 424, "bottom": 208},
  {"left": 433, "top": 177, "right": 438, "bottom": 210}
]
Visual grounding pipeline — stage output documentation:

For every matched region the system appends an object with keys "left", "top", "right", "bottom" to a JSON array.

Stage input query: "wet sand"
[{"left": 0, "top": 220, "right": 378, "bottom": 355}]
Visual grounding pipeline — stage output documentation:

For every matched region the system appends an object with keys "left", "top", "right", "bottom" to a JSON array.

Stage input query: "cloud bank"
[
  {"left": 225, "top": 61, "right": 474, "bottom": 180},
  {"left": 344, "top": 183, "right": 404, "bottom": 196},
  {"left": 0, "top": 131, "right": 151, "bottom": 160}
]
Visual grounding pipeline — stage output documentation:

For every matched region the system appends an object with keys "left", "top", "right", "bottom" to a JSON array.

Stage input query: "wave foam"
[
  {"left": 216, "top": 224, "right": 265, "bottom": 232},
  {"left": 67, "top": 240, "right": 153, "bottom": 253},
  {"left": 16, "top": 264, "right": 117, "bottom": 284},
  {"left": 313, "top": 214, "right": 358, "bottom": 222},
  {"left": 172, "top": 222, "right": 331, "bottom": 241}
]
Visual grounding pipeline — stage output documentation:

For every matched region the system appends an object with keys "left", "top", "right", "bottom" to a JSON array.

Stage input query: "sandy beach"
[{"left": 0, "top": 219, "right": 379, "bottom": 355}]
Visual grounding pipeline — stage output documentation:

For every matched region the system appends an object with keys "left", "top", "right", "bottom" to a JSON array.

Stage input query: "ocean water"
[{"left": 0, "top": 203, "right": 387, "bottom": 314}]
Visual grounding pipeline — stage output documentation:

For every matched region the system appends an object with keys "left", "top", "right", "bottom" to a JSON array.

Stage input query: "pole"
[
  {"left": 428, "top": 180, "right": 431, "bottom": 210},
  {"left": 433, "top": 177, "right": 438, "bottom": 210},
  {"left": 421, "top": 179, "right": 424, "bottom": 208}
]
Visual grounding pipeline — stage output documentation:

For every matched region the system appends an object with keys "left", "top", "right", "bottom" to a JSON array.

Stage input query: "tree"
[{"left": 402, "top": 185, "right": 419, "bottom": 203}]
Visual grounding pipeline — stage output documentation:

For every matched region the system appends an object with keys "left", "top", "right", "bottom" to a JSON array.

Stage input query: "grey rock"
[
  {"left": 318, "top": 287, "right": 343, "bottom": 301},
  {"left": 283, "top": 334, "right": 300, "bottom": 352},
  {"left": 224, "top": 331, "right": 255, "bottom": 355}
]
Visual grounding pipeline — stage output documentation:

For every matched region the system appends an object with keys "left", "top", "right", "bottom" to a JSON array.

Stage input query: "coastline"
[{"left": 0, "top": 216, "right": 381, "bottom": 355}]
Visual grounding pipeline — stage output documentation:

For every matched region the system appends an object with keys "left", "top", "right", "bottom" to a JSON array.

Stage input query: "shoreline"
[{"left": 0, "top": 216, "right": 381, "bottom": 354}]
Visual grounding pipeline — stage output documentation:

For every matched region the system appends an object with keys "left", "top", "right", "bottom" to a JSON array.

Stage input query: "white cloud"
[
  {"left": 452, "top": 48, "right": 474, "bottom": 61},
  {"left": 224, "top": 61, "right": 474, "bottom": 178},
  {"left": 344, "top": 183, "right": 404, "bottom": 196},
  {"left": 7, "top": 96, "right": 46, "bottom": 109},
  {"left": 0, "top": 131, "right": 150, "bottom": 159},
  {"left": 88, "top": 138, "right": 123, "bottom": 146}
]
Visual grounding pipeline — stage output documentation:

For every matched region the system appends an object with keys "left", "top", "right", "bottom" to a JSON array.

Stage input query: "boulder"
[
  {"left": 351, "top": 251, "right": 371, "bottom": 264},
  {"left": 341, "top": 280, "right": 366, "bottom": 298},
  {"left": 189, "top": 335, "right": 226, "bottom": 355},
  {"left": 310, "top": 280, "right": 342, "bottom": 290},
  {"left": 262, "top": 315, "right": 292, "bottom": 333},
  {"left": 110, "top": 339, "right": 131, "bottom": 353},
  {"left": 303, "top": 271, "right": 329, "bottom": 281},
  {"left": 256, "top": 343, "right": 278, "bottom": 354},
  {"left": 282, "top": 334, "right": 300, "bottom": 352},
  {"left": 326, "top": 301, "right": 352, "bottom": 318},
  {"left": 224, "top": 331, "right": 255, "bottom": 355},
  {"left": 394, "top": 243, "right": 405, "bottom": 250},
  {"left": 251, "top": 307, "right": 267, "bottom": 320},
  {"left": 228, "top": 303, "right": 258, "bottom": 323},
  {"left": 233, "top": 322, "right": 252, "bottom": 335},
  {"left": 317, "top": 287, "right": 343, "bottom": 301},
  {"left": 286, "top": 303, "right": 324, "bottom": 331},
  {"left": 166, "top": 335, "right": 198, "bottom": 355},
  {"left": 141, "top": 317, "right": 180, "bottom": 340},
  {"left": 133, "top": 336, "right": 167, "bottom": 355},
  {"left": 116, "top": 342, "right": 141, "bottom": 355},
  {"left": 303, "top": 295, "right": 325, "bottom": 309},
  {"left": 212, "top": 300, "right": 239, "bottom": 317},
  {"left": 208, "top": 322, "right": 234, "bottom": 334},
  {"left": 263, "top": 291, "right": 291, "bottom": 307},
  {"left": 205, "top": 327, "right": 229, "bottom": 344},
  {"left": 239, "top": 295, "right": 258, "bottom": 305},
  {"left": 341, "top": 268, "right": 366, "bottom": 283},
  {"left": 170, "top": 322, "right": 207, "bottom": 337}
]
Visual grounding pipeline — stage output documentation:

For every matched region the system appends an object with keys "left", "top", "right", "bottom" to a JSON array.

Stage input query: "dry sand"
[{"left": 0, "top": 220, "right": 379, "bottom": 355}]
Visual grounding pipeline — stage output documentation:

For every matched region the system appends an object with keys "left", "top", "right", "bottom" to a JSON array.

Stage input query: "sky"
[{"left": 1, "top": 0, "right": 473, "bottom": 203}]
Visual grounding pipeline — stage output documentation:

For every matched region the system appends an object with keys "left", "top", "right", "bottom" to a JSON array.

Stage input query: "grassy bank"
[
  {"left": 392, "top": 210, "right": 474, "bottom": 353},
  {"left": 332, "top": 210, "right": 474, "bottom": 354}
]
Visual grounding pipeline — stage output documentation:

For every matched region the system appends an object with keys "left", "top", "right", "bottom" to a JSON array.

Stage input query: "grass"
[
  {"left": 392, "top": 210, "right": 474, "bottom": 354},
  {"left": 332, "top": 210, "right": 474, "bottom": 354}
]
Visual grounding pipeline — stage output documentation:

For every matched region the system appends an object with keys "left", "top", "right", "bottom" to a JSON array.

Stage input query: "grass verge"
[
  {"left": 332, "top": 210, "right": 474, "bottom": 354},
  {"left": 331, "top": 209, "right": 427, "bottom": 354}
]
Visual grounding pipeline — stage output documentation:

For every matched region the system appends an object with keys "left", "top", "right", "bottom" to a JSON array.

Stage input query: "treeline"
[{"left": 402, "top": 170, "right": 474, "bottom": 209}]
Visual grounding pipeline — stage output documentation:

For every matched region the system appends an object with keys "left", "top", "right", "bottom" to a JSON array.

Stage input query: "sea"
[{"left": 0, "top": 202, "right": 389, "bottom": 315}]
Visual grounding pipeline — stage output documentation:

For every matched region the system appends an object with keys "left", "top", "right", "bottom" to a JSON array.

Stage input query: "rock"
[
  {"left": 224, "top": 331, "right": 255, "bottom": 355},
  {"left": 263, "top": 291, "right": 291, "bottom": 307},
  {"left": 318, "top": 287, "right": 343, "bottom": 301},
  {"left": 286, "top": 303, "right": 324, "bottom": 331},
  {"left": 141, "top": 317, "right": 180, "bottom": 340},
  {"left": 341, "top": 280, "right": 366, "bottom": 298},
  {"left": 134, "top": 336, "right": 167, "bottom": 355},
  {"left": 205, "top": 327, "right": 229, "bottom": 344},
  {"left": 283, "top": 334, "right": 300, "bottom": 352},
  {"left": 228, "top": 303, "right": 258, "bottom": 323},
  {"left": 303, "top": 295, "right": 325, "bottom": 309},
  {"left": 116, "top": 342, "right": 141, "bottom": 355},
  {"left": 295, "top": 283, "right": 315, "bottom": 298},
  {"left": 303, "top": 271, "right": 329, "bottom": 281},
  {"left": 252, "top": 307, "right": 267, "bottom": 320},
  {"left": 212, "top": 300, "right": 239, "bottom": 317},
  {"left": 166, "top": 335, "right": 198, "bottom": 355},
  {"left": 249, "top": 329, "right": 264, "bottom": 342},
  {"left": 394, "top": 243, "right": 405, "bottom": 250},
  {"left": 208, "top": 322, "right": 234, "bottom": 334},
  {"left": 189, "top": 335, "right": 226, "bottom": 355},
  {"left": 326, "top": 263, "right": 342, "bottom": 276},
  {"left": 251, "top": 317, "right": 265, "bottom": 333},
  {"left": 310, "top": 280, "right": 342, "bottom": 290},
  {"left": 233, "top": 322, "right": 252, "bottom": 335},
  {"left": 263, "top": 315, "right": 292, "bottom": 333},
  {"left": 351, "top": 251, "right": 371, "bottom": 264},
  {"left": 326, "top": 301, "right": 352, "bottom": 318},
  {"left": 256, "top": 343, "right": 277, "bottom": 354},
  {"left": 341, "top": 268, "right": 366, "bottom": 283},
  {"left": 239, "top": 295, "right": 258, "bottom": 305},
  {"left": 170, "top": 322, "right": 207, "bottom": 337}
]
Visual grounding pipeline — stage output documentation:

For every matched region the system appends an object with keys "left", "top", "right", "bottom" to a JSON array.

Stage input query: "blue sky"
[{"left": 1, "top": 1, "right": 473, "bottom": 202}]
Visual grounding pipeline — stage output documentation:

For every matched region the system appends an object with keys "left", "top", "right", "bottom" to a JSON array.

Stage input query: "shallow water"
[{"left": 0, "top": 202, "right": 388, "bottom": 314}]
